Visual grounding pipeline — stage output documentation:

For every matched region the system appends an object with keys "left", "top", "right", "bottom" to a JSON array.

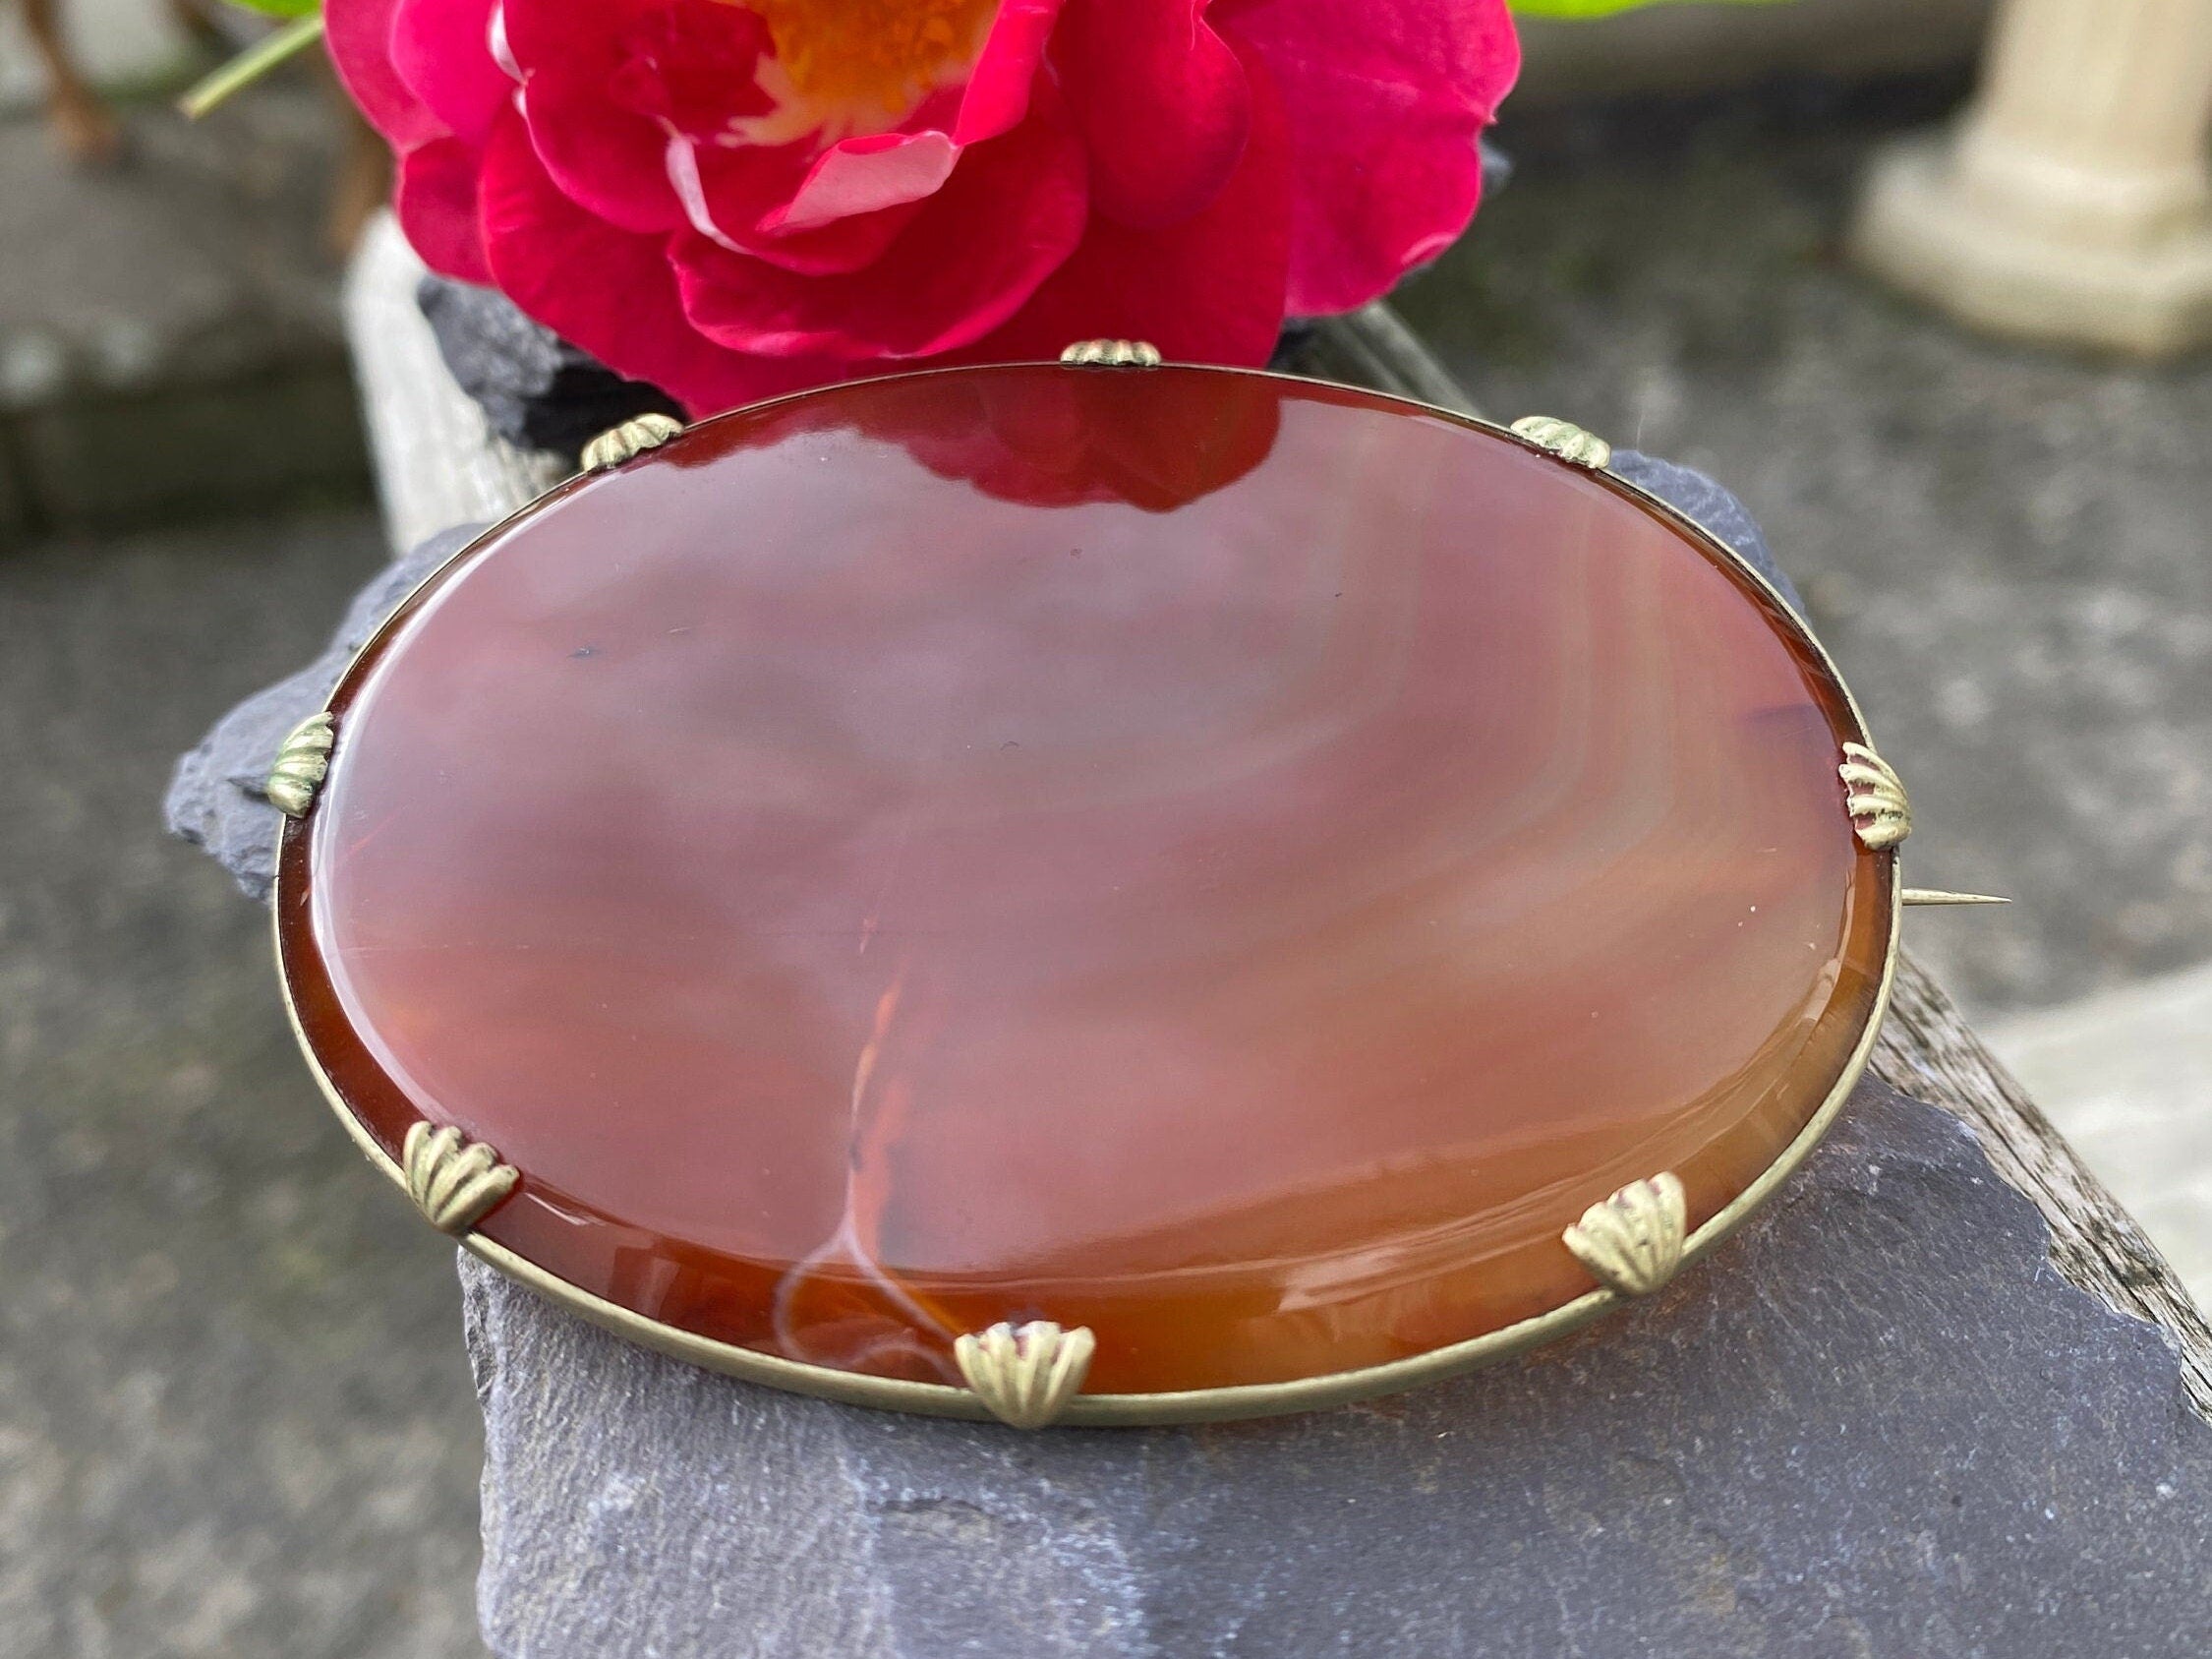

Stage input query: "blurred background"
[{"left": 1, "top": 1, "right": 2207, "bottom": 1653}]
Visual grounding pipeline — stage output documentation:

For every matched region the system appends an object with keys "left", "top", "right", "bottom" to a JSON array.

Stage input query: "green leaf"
[
  {"left": 1510, "top": 0, "right": 1786, "bottom": 16},
  {"left": 224, "top": 0, "right": 321, "bottom": 16}
]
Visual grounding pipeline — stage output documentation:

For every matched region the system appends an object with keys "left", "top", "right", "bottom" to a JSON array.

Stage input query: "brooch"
[{"left": 270, "top": 345, "right": 1994, "bottom": 1427}]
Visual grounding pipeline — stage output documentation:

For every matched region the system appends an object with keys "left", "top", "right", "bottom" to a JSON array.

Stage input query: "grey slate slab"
[
  {"left": 417, "top": 279, "right": 681, "bottom": 462},
  {"left": 166, "top": 462, "right": 2212, "bottom": 1659}
]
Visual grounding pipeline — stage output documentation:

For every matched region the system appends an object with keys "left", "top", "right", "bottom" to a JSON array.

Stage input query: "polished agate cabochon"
[{"left": 278, "top": 367, "right": 1892, "bottom": 1398}]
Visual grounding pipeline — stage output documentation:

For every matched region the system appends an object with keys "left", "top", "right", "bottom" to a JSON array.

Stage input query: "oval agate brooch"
[{"left": 270, "top": 348, "right": 1975, "bottom": 1428}]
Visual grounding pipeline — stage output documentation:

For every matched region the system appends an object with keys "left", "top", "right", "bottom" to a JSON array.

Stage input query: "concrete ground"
[
  {"left": 0, "top": 73, "right": 365, "bottom": 545},
  {"left": 0, "top": 511, "right": 485, "bottom": 1658},
  {"left": 1, "top": 65, "right": 2207, "bottom": 1659}
]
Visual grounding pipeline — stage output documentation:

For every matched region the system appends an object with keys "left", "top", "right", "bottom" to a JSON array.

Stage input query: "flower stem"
[{"left": 178, "top": 15, "right": 327, "bottom": 121}]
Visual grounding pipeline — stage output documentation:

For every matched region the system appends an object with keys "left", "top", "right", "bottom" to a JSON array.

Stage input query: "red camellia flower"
[{"left": 330, "top": 0, "right": 1519, "bottom": 417}]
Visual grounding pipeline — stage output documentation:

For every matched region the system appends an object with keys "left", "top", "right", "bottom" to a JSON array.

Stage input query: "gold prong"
[
  {"left": 402, "top": 1122, "right": 519, "bottom": 1234},
  {"left": 1839, "top": 741, "right": 1911, "bottom": 850},
  {"left": 953, "top": 1320, "right": 1095, "bottom": 1429},
  {"left": 265, "top": 712, "right": 335, "bottom": 818},
  {"left": 1509, "top": 415, "right": 1612, "bottom": 469},
  {"left": 580, "top": 413, "right": 684, "bottom": 474},
  {"left": 1902, "top": 889, "right": 2011, "bottom": 907},
  {"left": 1058, "top": 338, "right": 1162, "bottom": 368},
  {"left": 1564, "top": 1172, "right": 1687, "bottom": 1297}
]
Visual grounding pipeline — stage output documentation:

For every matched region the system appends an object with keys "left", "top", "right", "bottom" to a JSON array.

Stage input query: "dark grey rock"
[
  {"left": 163, "top": 523, "right": 483, "bottom": 901},
  {"left": 1614, "top": 447, "right": 1805, "bottom": 614},
  {"left": 417, "top": 279, "right": 681, "bottom": 460},
  {"left": 460, "top": 1079, "right": 2212, "bottom": 1659}
]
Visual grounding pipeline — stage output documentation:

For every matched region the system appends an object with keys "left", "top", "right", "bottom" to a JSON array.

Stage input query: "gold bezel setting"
[{"left": 272, "top": 360, "right": 1915, "bottom": 1427}]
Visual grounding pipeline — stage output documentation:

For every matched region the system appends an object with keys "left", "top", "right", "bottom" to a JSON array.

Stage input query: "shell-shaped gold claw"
[
  {"left": 266, "top": 712, "right": 335, "bottom": 818},
  {"left": 1564, "top": 1172, "right": 1688, "bottom": 1297},
  {"left": 1059, "top": 338, "right": 1162, "bottom": 368},
  {"left": 580, "top": 412, "right": 684, "bottom": 473},
  {"left": 1509, "top": 415, "right": 1612, "bottom": 469},
  {"left": 954, "top": 1320, "right": 1096, "bottom": 1429},
  {"left": 1839, "top": 741, "right": 1911, "bottom": 851},
  {"left": 402, "top": 1122, "right": 519, "bottom": 1234}
]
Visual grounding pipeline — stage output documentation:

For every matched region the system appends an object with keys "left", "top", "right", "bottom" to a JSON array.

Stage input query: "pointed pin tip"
[{"left": 1901, "top": 889, "right": 2011, "bottom": 907}]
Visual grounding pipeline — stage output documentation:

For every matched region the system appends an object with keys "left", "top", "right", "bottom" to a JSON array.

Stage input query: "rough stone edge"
[
  {"left": 161, "top": 523, "right": 484, "bottom": 902},
  {"left": 1875, "top": 956, "right": 2212, "bottom": 1419}
]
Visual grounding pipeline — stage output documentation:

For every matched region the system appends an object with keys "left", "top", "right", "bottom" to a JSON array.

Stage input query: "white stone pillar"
[{"left": 1851, "top": 0, "right": 2212, "bottom": 357}]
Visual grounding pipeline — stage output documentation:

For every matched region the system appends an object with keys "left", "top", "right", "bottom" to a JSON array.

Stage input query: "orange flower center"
[{"left": 734, "top": 0, "right": 1001, "bottom": 121}]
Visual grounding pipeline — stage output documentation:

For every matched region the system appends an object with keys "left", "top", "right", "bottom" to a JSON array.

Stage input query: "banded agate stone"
[{"left": 278, "top": 366, "right": 1892, "bottom": 1397}]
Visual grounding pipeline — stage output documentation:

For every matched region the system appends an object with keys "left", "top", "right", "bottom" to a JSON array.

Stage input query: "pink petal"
[
  {"left": 678, "top": 139, "right": 922, "bottom": 275},
  {"left": 389, "top": 0, "right": 509, "bottom": 144},
  {"left": 1216, "top": 0, "right": 1518, "bottom": 314},
  {"left": 478, "top": 106, "right": 842, "bottom": 418},
  {"left": 396, "top": 135, "right": 493, "bottom": 283},
  {"left": 970, "top": 38, "right": 1289, "bottom": 368},
  {"left": 324, "top": 0, "right": 441, "bottom": 148},
  {"left": 951, "top": 0, "right": 1064, "bottom": 144},
  {"left": 504, "top": 0, "right": 685, "bottom": 235},
  {"left": 1055, "top": 0, "right": 1252, "bottom": 230},
  {"left": 506, "top": 0, "right": 780, "bottom": 238},
  {"left": 670, "top": 106, "right": 1087, "bottom": 362},
  {"left": 771, "top": 133, "right": 959, "bottom": 233}
]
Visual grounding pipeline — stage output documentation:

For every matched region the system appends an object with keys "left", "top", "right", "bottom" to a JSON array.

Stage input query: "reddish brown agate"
[{"left": 277, "top": 366, "right": 1892, "bottom": 1397}]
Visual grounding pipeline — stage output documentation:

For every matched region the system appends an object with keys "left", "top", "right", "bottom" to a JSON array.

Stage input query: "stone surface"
[
  {"left": 0, "top": 0, "right": 191, "bottom": 114},
  {"left": 168, "top": 523, "right": 485, "bottom": 904},
  {"left": 1989, "top": 958, "right": 2212, "bottom": 1307},
  {"left": 3, "top": 510, "right": 483, "bottom": 1659},
  {"left": 1850, "top": 0, "right": 2212, "bottom": 361},
  {"left": 278, "top": 369, "right": 1887, "bottom": 1396},
  {"left": 417, "top": 276, "right": 680, "bottom": 461},
  {"left": 1512, "top": 0, "right": 1991, "bottom": 109},
  {"left": 0, "top": 89, "right": 369, "bottom": 544},
  {"left": 458, "top": 1078, "right": 2212, "bottom": 1658}
]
